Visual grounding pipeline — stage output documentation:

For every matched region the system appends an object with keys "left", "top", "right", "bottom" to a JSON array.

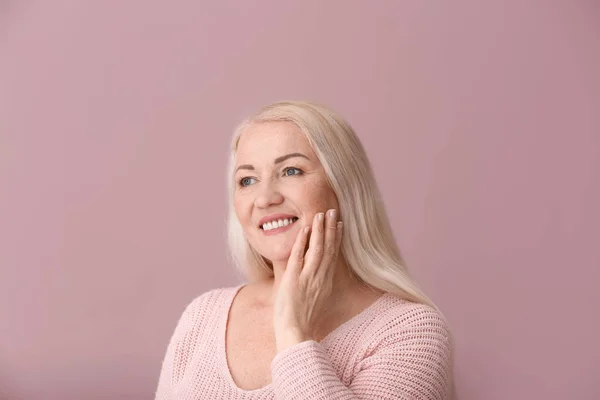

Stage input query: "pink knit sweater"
[{"left": 154, "top": 284, "right": 454, "bottom": 399}]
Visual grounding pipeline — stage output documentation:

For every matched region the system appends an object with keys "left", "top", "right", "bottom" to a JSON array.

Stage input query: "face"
[{"left": 233, "top": 121, "right": 339, "bottom": 263}]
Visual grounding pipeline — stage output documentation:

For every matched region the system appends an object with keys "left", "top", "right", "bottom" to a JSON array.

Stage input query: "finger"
[
  {"left": 326, "top": 220, "right": 343, "bottom": 281},
  {"left": 313, "top": 209, "right": 338, "bottom": 282},
  {"left": 287, "top": 225, "right": 310, "bottom": 276},
  {"left": 302, "top": 212, "right": 325, "bottom": 276},
  {"left": 334, "top": 221, "right": 343, "bottom": 257}
]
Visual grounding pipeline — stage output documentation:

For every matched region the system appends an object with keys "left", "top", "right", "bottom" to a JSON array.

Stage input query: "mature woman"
[{"left": 155, "top": 101, "right": 455, "bottom": 399}]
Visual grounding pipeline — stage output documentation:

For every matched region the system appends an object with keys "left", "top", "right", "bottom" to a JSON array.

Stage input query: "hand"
[{"left": 273, "top": 209, "right": 343, "bottom": 353}]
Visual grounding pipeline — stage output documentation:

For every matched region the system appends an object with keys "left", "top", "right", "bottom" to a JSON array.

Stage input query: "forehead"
[{"left": 236, "top": 121, "right": 314, "bottom": 161}]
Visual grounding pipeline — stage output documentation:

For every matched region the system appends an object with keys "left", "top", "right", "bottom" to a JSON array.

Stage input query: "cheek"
[
  {"left": 302, "top": 180, "right": 337, "bottom": 210},
  {"left": 233, "top": 195, "right": 251, "bottom": 225}
]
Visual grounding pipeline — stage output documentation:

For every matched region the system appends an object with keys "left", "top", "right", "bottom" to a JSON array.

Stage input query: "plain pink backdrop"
[{"left": 1, "top": 1, "right": 599, "bottom": 399}]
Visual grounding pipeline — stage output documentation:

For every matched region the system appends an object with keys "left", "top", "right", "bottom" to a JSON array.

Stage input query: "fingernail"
[
  {"left": 317, "top": 213, "right": 324, "bottom": 221},
  {"left": 328, "top": 209, "right": 337, "bottom": 219},
  {"left": 337, "top": 221, "right": 343, "bottom": 229},
  {"left": 304, "top": 226, "right": 310, "bottom": 234}
]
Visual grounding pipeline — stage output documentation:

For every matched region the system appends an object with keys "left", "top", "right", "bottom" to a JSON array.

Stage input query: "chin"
[
  {"left": 250, "top": 235, "right": 294, "bottom": 262},
  {"left": 260, "top": 247, "right": 292, "bottom": 264}
]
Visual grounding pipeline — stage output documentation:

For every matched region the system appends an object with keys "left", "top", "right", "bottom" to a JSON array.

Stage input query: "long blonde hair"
[{"left": 226, "top": 100, "right": 438, "bottom": 310}]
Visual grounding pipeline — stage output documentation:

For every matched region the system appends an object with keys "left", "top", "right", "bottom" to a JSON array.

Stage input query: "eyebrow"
[{"left": 235, "top": 153, "right": 309, "bottom": 172}]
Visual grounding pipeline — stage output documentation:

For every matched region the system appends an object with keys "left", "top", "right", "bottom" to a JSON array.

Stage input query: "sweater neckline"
[{"left": 218, "top": 283, "right": 389, "bottom": 393}]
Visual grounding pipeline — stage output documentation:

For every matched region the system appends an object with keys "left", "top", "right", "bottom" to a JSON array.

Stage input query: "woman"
[{"left": 154, "top": 101, "right": 455, "bottom": 399}]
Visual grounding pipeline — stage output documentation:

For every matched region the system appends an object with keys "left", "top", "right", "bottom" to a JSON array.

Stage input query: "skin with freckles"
[
  {"left": 234, "top": 121, "right": 338, "bottom": 266},
  {"left": 233, "top": 120, "right": 382, "bottom": 355}
]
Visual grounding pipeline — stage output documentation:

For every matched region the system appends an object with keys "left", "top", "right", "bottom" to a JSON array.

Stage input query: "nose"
[{"left": 254, "top": 181, "right": 284, "bottom": 209}]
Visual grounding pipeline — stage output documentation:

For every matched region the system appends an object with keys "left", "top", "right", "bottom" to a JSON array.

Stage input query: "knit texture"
[{"left": 154, "top": 284, "right": 454, "bottom": 400}]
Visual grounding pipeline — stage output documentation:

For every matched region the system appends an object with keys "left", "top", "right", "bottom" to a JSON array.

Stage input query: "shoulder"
[
  {"left": 174, "top": 285, "right": 240, "bottom": 329},
  {"left": 385, "top": 295, "right": 451, "bottom": 333},
  {"left": 366, "top": 294, "right": 453, "bottom": 352}
]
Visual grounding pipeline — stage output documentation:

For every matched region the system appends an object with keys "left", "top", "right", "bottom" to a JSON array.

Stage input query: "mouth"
[{"left": 259, "top": 217, "right": 299, "bottom": 233}]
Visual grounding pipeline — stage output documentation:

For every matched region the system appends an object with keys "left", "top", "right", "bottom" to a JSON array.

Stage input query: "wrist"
[{"left": 276, "top": 329, "right": 313, "bottom": 353}]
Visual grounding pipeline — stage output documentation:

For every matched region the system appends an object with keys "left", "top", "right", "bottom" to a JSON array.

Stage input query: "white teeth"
[{"left": 262, "top": 217, "right": 297, "bottom": 231}]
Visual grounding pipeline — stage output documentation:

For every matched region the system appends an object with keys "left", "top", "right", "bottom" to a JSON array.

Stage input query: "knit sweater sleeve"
[
  {"left": 154, "top": 292, "right": 212, "bottom": 400},
  {"left": 270, "top": 304, "right": 454, "bottom": 400}
]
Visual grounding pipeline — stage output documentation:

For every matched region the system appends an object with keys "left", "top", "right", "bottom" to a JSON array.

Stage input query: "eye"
[
  {"left": 283, "top": 167, "right": 303, "bottom": 177},
  {"left": 239, "top": 177, "right": 256, "bottom": 187}
]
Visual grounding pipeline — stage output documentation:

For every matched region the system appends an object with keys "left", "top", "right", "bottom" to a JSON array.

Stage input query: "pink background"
[{"left": 1, "top": 1, "right": 599, "bottom": 399}]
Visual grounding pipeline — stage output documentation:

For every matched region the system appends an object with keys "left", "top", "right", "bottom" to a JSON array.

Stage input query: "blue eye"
[
  {"left": 238, "top": 168, "right": 302, "bottom": 188},
  {"left": 239, "top": 177, "right": 256, "bottom": 187},
  {"left": 284, "top": 167, "right": 303, "bottom": 176}
]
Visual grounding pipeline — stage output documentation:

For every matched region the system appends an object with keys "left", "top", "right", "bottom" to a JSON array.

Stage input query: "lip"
[{"left": 257, "top": 213, "right": 298, "bottom": 227}]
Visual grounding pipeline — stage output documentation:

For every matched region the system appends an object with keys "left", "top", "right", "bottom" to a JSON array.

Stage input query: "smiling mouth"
[{"left": 260, "top": 217, "right": 299, "bottom": 231}]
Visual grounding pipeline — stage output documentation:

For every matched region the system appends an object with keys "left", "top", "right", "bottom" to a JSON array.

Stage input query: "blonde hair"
[{"left": 226, "top": 100, "right": 438, "bottom": 309}]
